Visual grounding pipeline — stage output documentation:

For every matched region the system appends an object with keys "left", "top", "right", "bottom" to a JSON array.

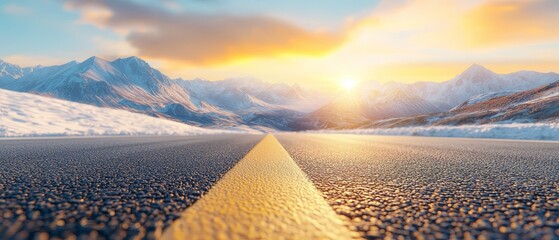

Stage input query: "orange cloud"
[
  {"left": 459, "top": 0, "right": 559, "bottom": 47},
  {"left": 352, "top": 0, "right": 559, "bottom": 51},
  {"left": 127, "top": 16, "right": 345, "bottom": 66},
  {"left": 65, "top": 0, "right": 347, "bottom": 66}
]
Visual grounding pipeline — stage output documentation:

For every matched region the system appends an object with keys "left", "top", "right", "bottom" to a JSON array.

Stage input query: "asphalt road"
[
  {"left": 4, "top": 133, "right": 559, "bottom": 240},
  {"left": 0, "top": 135, "right": 263, "bottom": 239},
  {"left": 277, "top": 134, "right": 559, "bottom": 239},
  {"left": 162, "top": 135, "right": 355, "bottom": 239}
]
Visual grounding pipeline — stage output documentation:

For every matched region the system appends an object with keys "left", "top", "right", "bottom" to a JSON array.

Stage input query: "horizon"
[{"left": 2, "top": 0, "right": 559, "bottom": 90}]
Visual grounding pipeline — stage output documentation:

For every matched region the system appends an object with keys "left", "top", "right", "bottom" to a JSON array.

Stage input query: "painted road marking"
[{"left": 162, "top": 134, "right": 355, "bottom": 240}]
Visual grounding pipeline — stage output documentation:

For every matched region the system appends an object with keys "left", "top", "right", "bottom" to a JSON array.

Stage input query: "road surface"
[
  {"left": 0, "top": 135, "right": 263, "bottom": 239},
  {"left": 277, "top": 134, "right": 559, "bottom": 239},
  {"left": 2, "top": 134, "right": 559, "bottom": 239}
]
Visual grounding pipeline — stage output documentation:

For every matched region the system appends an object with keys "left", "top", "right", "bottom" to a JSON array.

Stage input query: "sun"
[{"left": 340, "top": 79, "right": 357, "bottom": 90}]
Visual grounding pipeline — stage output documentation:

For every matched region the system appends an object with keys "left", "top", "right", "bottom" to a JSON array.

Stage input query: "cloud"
[
  {"left": 340, "top": 0, "right": 559, "bottom": 57},
  {"left": 65, "top": 0, "right": 347, "bottom": 66},
  {"left": 366, "top": 0, "right": 559, "bottom": 49},
  {"left": 458, "top": 0, "right": 559, "bottom": 47}
]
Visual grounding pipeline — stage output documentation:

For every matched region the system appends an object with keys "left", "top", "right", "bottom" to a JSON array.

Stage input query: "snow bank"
[
  {"left": 314, "top": 123, "right": 559, "bottom": 141},
  {"left": 0, "top": 89, "right": 249, "bottom": 137}
]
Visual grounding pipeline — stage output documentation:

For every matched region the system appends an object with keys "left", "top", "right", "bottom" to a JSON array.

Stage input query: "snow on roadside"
[
  {"left": 0, "top": 89, "right": 252, "bottom": 137},
  {"left": 313, "top": 123, "right": 559, "bottom": 141}
]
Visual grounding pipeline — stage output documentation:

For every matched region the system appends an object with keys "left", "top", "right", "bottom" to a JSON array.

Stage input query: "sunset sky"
[{"left": 1, "top": 0, "right": 558, "bottom": 90}]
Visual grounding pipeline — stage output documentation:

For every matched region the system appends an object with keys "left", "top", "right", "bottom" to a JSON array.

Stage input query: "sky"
[{"left": 1, "top": 0, "right": 559, "bottom": 90}]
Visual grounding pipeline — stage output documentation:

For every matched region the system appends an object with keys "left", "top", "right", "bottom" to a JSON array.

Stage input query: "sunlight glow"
[{"left": 340, "top": 79, "right": 357, "bottom": 90}]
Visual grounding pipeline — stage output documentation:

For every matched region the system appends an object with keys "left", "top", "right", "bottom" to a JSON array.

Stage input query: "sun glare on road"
[{"left": 340, "top": 79, "right": 357, "bottom": 91}]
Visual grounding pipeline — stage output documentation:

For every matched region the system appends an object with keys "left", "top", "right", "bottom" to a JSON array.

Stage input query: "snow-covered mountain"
[
  {"left": 393, "top": 64, "right": 559, "bottom": 109},
  {"left": 176, "top": 78, "right": 321, "bottom": 130},
  {"left": 0, "top": 60, "right": 39, "bottom": 85},
  {"left": 3, "top": 57, "right": 559, "bottom": 132},
  {"left": 296, "top": 88, "right": 442, "bottom": 129},
  {"left": 445, "top": 80, "right": 559, "bottom": 124},
  {"left": 299, "top": 64, "right": 559, "bottom": 130},
  {"left": 177, "top": 77, "right": 328, "bottom": 113},
  {"left": 0, "top": 57, "right": 318, "bottom": 130},
  {"left": 174, "top": 77, "right": 327, "bottom": 130},
  {"left": 363, "top": 89, "right": 443, "bottom": 119},
  {"left": 2, "top": 56, "right": 237, "bottom": 126},
  {"left": 0, "top": 88, "right": 248, "bottom": 137},
  {"left": 177, "top": 78, "right": 283, "bottom": 112},
  {"left": 362, "top": 80, "right": 559, "bottom": 129}
]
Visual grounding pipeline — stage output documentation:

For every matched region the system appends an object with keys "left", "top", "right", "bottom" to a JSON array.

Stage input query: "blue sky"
[{"left": 0, "top": 0, "right": 117, "bottom": 62}]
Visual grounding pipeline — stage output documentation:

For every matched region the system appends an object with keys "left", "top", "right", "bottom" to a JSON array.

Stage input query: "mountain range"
[
  {"left": 297, "top": 64, "right": 559, "bottom": 129},
  {"left": 364, "top": 80, "right": 559, "bottom": 129},
  {"left": 1, "top": 57, "right": 558, "bottom": 132},
  {"left": 394, "top": 64, "right": 559, "bottom": 108},
  {"left": 0, "top": 57, "right": 318, "bottom": 131}
]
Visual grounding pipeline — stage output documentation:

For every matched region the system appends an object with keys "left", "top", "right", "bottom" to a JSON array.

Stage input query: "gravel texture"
[
  {"left": 0, "top": 135, "right": 262, "bottom": 239},
  {"left": 277, "top": 134, "right": 559, "bottom": 239}
]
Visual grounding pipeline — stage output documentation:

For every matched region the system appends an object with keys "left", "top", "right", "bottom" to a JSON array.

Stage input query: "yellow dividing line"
[{"left": 161, "top": 134, "right": 355, "bottom": 240}]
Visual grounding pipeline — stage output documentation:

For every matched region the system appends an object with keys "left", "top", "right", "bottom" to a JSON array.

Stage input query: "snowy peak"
[
  {"left": 82, "top": 56, "right": 107, "bottom": 64},
  {"left": 400, "top": 64, "right": 559, "bottom": 109},
  {"left": 454, "top": 64, "right": 498, "bottom": 85},
  {"left": 0, "top": 60, "right": 43, "bottom": 85},
  {"left": 79, "top": 56, "right": 116, "bottom": 72},
  {"left": 0, "top": 59, "right": 25, "bottom": 80},
  {"left": 79, "top": 56, "right": 151, "bottom": 72},
  {"left": 76, "top": 56, "right": 121, "bottom": 81},
  {"left": 0, "top": 59, "right": 13, "bottom": 68},
  {"left": 54, "top": 56, "right": 174, "bottom": 91},
  {"left": 112, "top": 56, "right": 151, "bottom": 69},
  {"left": 463, "top": 64, "right": 493, "bottom": 74},
  {"left": 111, "top": 56, "right": 172, "bottom": 90}
]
